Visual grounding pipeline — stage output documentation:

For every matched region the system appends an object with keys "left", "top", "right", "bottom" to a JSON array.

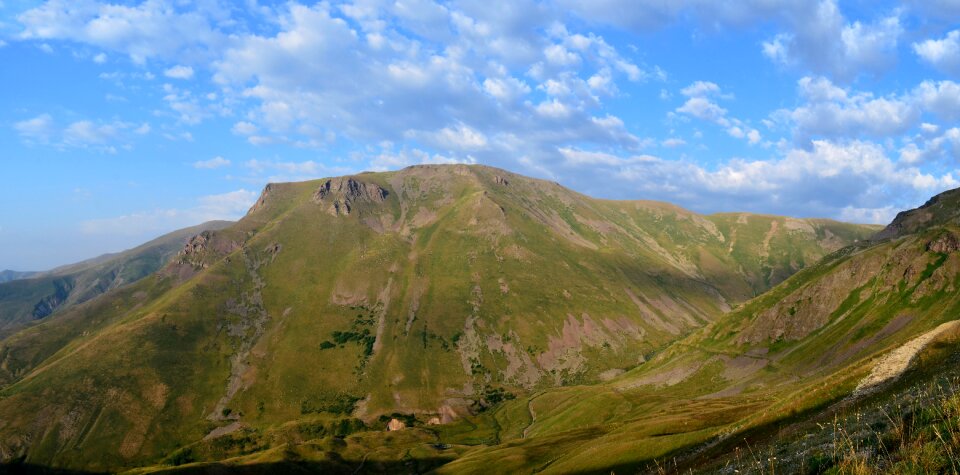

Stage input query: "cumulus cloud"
[
  {"left": 900, "top": 128, "right": 960, "bottom": 165},
  {"left": 231, "top": 121, "right": 258, "bottom": 135},
  {"left": 164, "top": 65, "right": 194, "bottom": 79},
  {"left": 558, "top": 140, "right": 956, "bottom": 224},
  {"left": 760, "top": 2, "right": 902, "bottom": 81},
  {"left": 14, "top": 114, "right": 55, "bottom": 142},
  {"left": 13, "top": 113, "right": 140, "bottom": 151},
  {"left": 914, "top": 30, "right": 960, "bottom": 77},
  {"left": 202, "top": 1, "right": 645, "bottom": 162},
  {"left": 913, "top": 80, "right": 960, "bottom": 121},
  {"left": 193, "top": 156, "right": 231, "bottom": 169},
  {"left": 675, "top": 81, "right": 761, "bottom": 145},
  {"left": 80, "top": 189, "right": 258, "bottom": 236},
  {"left": 368, "top": 148, "right": 476, "bottom": 172},
  {"left": 560, "top": 0, "right": 901, "bottom": 81},
  {"left": 774, "top": 77, "right": 960, "bottom": 145},
  {"left": 18, "top": 0, "right": 227, "bottom": 64}
]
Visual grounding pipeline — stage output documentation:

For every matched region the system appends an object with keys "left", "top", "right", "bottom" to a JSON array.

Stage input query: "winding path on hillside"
[{"left": 855, "top": 319, "right": 960, "bottom": 395}]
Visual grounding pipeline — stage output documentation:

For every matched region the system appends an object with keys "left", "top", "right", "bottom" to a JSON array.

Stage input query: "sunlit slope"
[{"left": 0, "top": 164, "right": 875, "bottom": 470}]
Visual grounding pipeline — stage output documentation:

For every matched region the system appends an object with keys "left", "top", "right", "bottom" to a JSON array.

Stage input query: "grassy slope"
[{"left": 0, "top": 165, "right": 876, "bottom": 471}]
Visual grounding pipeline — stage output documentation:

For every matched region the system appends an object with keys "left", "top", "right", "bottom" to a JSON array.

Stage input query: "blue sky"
[{"left": 2, "top": 0, "right": 960, "bottom": 270}]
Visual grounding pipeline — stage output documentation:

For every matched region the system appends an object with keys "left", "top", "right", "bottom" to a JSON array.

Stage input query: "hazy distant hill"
[
  {"left": 0, "top": 220, "right": 232, "bottom": 339},
  {"left": 0, "top": 270, "right": 36, "bottom": 284}
]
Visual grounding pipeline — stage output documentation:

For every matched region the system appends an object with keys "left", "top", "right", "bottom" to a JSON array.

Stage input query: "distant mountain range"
[
  {"left": 0, "top": 220, "right": 232, "bottom": 340},
  {"left": 0, "top": 270, "right": 36, "bottom": 284},
  {"left": 6, "top": 164, "right": 959, "bottom": 473}
]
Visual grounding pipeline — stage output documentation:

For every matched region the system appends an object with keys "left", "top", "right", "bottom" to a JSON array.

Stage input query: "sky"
[{"left": 1, "top": 0, "right": 960, "bottom": 270}]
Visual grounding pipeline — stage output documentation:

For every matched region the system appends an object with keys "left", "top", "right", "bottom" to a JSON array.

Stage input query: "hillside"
[
  {"left": 0, "top": 221, "right": 232, "bottom": 339},
  {"left": 0, "top": 164, "right": 878, "bottom": 472}
]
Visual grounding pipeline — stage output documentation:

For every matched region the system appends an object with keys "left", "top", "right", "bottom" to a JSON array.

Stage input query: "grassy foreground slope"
[
  {"left": 0, "top": 164, "right": 876, "bottom": 471},
  {"left": 0, "top": 220, "right": 232, "bottom": 339}
]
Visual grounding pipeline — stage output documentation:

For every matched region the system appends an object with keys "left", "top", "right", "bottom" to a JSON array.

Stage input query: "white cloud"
[
  {"left": 558, "top": 147, "right": 657, "bottom": 166},
  {"left": 759, "top": 2, "right": 901, "bottom": 81},
  {"left": 899, "top": 128, "right": 960, "bottom": 165},
  {"left": 560, "top": 1, "right": 900, "bottom": 81},
  {"left": 160, "top": 82, "right": 207, "bottom": 124},
  {"left": 727, "top": 126, "right": 762, "bottom": 144},
  {"left": 92, "top": 52, "right": 106, "bottom": 63},
  {"left": 681, "top": 81, "right": 721, "bottom": 97},
  {"left": 677, "top": 97, "right": 728, "bottom": 124},
  {"left": 18, "top": 0, "right": 225, "bottom": 64},
  {"left": 544, "top": 43, "right": 580, "bottom": 66},
  {"left": 774, "top": 77, "right": 960, "bottom": 145},
  {"left": 231, "top": 121, "right": 258, "bottom": 135},
  {"left": 193, "top": 156, "right": 231, "bottom": 169},
  {"left": 14, "top": 114, "right": 55, "bottom": 142},
  {"left": 63, "top": 120, "right": 119, "bottom": 145},
  {"left": 13, "top": 113, "right": 141, "bottom": 151},
  {"left": 914, "top": 30, "right": 960, "bottom": 77},
  {"left": 164, "top": 65, "right": 194, "bottom": 80},
  {"left": 483, "top": 76, "right": 531, "bottom": 102},
  {"left": 80, "top": 189, "right": 258, "bottom": 236},
  {"left": 913, "top": 80, "right": 960, "bottom": 122},
  {"left": 838, "top": 205, "right": 898, "bottom": 225},
  {"left": 661, "top": 138, "right": 686, "bottom": 148},
  {"left": 238, "top": 159, "right": 353, "bottom": 182},
  {"left": 535, "top": 99, "right": 574, "bottom": 119},
  {"left": 559, "top": 139, "right": 957, "bottom": 224},
  {"left": 368, "top": 148, "right": 476, "bottom": 172},
  {"left": 415, "top": 123, "right": 488, "bottom": 151}
]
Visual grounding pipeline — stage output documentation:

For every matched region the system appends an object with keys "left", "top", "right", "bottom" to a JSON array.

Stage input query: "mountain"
[
  {"left": 0, "top": 220, "right": 233, "bottom": 339},
  {"left": 0, "top": 271, "right": 36, "bottom": 284},
  {"left": 0, "top": 165, "right": 878, "bottom": 472}
]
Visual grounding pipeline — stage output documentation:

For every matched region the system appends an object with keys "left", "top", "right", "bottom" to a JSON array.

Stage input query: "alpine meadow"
[{"left": 3, "top": 1, "right": 960, "bottom": 474}]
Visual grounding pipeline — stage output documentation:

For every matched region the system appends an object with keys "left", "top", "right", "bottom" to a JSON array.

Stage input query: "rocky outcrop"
[
  {"left": 248, "top": 183, "right": 275, "bottom": 214},
  {"left": 176, "top": 232, "right": 214, "bottom": 269},
  {"left": 313, "top": 177, "right": 389, "bottom": 216},
  {"left": 173, "top": 231, "right": 241, "bottom": 271},
  {"left": 927, "top": 232, "right": 960, "bottom": 253},
  {"left": 31, "top": 278, "right": 75, "bottom": 319}
]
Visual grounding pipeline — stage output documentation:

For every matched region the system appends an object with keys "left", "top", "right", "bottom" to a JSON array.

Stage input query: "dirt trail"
[
  {"left": 522, "top": 394, "right": 541, "bottom": 439},
  {"left": 855, "top": 320, "right": 960, "bottom": 395}
]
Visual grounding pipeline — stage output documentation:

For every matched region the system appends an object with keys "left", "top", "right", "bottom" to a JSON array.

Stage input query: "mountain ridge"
[{"left": 0, "top": 164, "right": 887, "bottom": 472}]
